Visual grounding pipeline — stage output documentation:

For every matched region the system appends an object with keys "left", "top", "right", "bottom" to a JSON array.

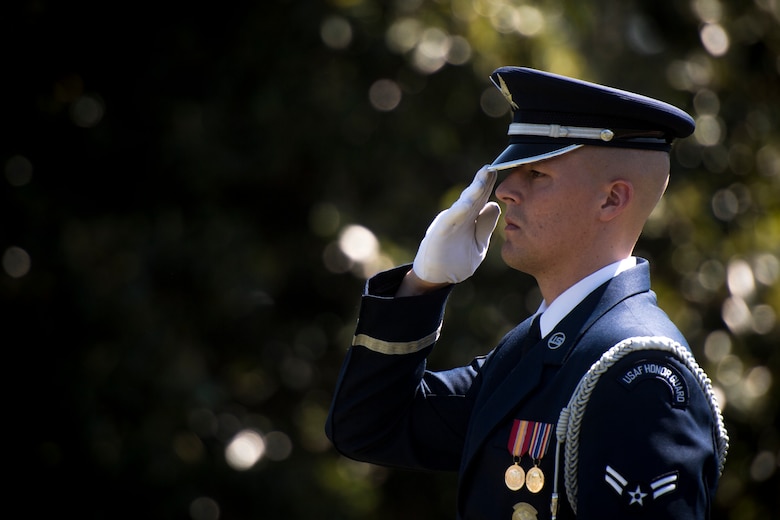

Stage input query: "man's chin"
[{"left": 500, "top": 246, "right": 527, "bottom": 273}]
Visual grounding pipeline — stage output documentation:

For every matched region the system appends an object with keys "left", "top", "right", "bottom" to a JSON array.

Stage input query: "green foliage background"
[{"left": 4, "top": 0, "right": 779, "bottom": 518}]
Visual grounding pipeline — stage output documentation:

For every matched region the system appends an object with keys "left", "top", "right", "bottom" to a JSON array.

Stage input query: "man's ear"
[{"left": 600, "top": 180, "right": 633, "bottom": 221}]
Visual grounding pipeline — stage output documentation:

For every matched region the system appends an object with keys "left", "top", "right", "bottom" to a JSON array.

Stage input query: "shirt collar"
[{"left": 535, "top": 257, "right": 637, "bottom": 337}]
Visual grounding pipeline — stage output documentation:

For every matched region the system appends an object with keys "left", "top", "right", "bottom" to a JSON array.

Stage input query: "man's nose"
[{"left": 495, "top": 175, "right": 519, "bottom": 204}]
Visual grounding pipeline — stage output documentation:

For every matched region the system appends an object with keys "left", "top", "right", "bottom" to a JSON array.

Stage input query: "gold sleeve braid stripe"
[{"left": 353, "top": 327, "right": 441, "bottom": 355}]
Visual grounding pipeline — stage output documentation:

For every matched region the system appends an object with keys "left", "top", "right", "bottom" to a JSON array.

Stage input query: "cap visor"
[{"left": 488, "top": 143, "right": 583, "bottom": 171}]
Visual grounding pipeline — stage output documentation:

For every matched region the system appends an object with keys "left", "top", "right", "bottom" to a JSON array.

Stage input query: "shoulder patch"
[{"left": 617, "top": 358, "right": 689, "bottom": 409}]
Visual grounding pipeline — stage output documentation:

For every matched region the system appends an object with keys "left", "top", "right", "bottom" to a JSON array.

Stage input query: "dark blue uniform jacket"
[{"left": 326, "top": 260, "right": 721, "bottom": 519}]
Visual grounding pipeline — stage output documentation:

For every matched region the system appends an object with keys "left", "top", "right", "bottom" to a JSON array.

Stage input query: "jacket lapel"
[{"left": 464, "top": 329, "right": 548, "bottom": 455}]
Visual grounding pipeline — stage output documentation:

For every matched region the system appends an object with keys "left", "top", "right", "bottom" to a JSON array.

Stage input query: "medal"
[
  {"left": 506, "top": 420, "right": 553, "bottom": 493},
  {"left": 526, "top": 422, "right": 553, "bottom": 493},
  {"left": 505, "top": 420, "right": 531, "bottom": 491},
  {"left": 525, "top": 466, "right": 545, "bottom": 493},
  {"left": 512, "top": 502, "right": 538, "bottom": 520},
  {"left": 505, "top": 463, "right": 526, "bottom": 491}
]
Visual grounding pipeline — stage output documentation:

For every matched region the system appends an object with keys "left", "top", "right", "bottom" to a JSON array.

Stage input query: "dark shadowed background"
[{"left": 4, "top": 0, "right": 779, "bottom": 518}]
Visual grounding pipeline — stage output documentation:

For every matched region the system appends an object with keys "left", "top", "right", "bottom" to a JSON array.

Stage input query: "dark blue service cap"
[{"left": 488, "top": 67, "right": 695, "bottom": 171}]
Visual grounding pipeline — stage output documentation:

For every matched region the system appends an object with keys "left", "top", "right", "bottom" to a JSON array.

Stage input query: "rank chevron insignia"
[{"left": 604, "top": 465, "right": 679, "bottom": 507}]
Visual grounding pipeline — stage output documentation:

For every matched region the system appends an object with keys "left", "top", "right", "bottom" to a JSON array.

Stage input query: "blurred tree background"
[{"left": 4, "top": 0, "right": 779, "bottom": 518}]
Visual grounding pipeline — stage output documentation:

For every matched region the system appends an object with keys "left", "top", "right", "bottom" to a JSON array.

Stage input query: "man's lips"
[{"left": 503, "top": 216, "right": 521, "bottom": 231}]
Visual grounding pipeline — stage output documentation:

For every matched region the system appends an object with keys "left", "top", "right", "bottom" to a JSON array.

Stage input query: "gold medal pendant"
[
  {"left": 525, "top": 465, "right": 545, "bottom": 493},
  {"left": 512, "top": 502, "right": 538, "bottom": 520},
  {"left": 504, "top": 463, "right": 526, "bottom": 491}
]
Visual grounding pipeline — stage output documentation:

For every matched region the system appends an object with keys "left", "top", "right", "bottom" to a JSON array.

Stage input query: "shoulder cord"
[{"left": 550, "top": 336, "right": 729, "bottom": 518}]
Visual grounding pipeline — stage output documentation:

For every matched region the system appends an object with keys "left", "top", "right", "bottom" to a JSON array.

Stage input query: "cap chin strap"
[{"left": 550, "top": 336, "right": 729, "bottom": 519}]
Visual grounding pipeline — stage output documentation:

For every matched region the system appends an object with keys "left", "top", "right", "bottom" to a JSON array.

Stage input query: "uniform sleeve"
[
  {"left": 573, "top": 351, "right": 721, "bottom": 519},
  {"left": 325, "top": 266, "right": 485, "bottom": 471}
]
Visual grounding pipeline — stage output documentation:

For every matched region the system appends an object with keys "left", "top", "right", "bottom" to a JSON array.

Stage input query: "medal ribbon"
[
  {"left": 528, "top": 422, "right": 553, "bottom": 461},
  {"left": 508, "top": 420, "right": 531, "bottom": 458},
  {"left": 508, "top": 420, "right": 553, "bottom": 460}
]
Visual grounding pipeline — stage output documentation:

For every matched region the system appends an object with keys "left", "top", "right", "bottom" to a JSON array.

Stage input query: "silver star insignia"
[{"left": 628, "top": 485, "right": 648, "bottom": 506}]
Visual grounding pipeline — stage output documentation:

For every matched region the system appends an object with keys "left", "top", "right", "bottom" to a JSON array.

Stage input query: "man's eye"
[{"left": 530, "top": 170, "right": 545, "bottom": 178}]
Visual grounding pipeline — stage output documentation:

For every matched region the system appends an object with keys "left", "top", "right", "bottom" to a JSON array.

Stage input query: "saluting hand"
[{"left": 412, "top": 165, "right": 501, "bottom": 285}]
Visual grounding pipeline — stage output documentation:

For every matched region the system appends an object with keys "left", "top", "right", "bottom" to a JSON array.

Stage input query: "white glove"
[{"left": 412, "top": 165, "right": 501, "bottom": 284}]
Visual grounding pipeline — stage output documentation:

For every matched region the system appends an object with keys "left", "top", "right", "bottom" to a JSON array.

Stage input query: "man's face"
[{"left": 494, "top": 147, "right": 608, "bottom": 279}]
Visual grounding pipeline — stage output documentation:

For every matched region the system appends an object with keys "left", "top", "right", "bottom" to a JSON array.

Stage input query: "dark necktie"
[{"left": 522, "top": 313, "right": 542, "bottom": 355}]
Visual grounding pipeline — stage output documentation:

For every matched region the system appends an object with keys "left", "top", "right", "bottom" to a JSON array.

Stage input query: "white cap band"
[{"left": 508, "top": 122, "right": 615, "bottom": 142}]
